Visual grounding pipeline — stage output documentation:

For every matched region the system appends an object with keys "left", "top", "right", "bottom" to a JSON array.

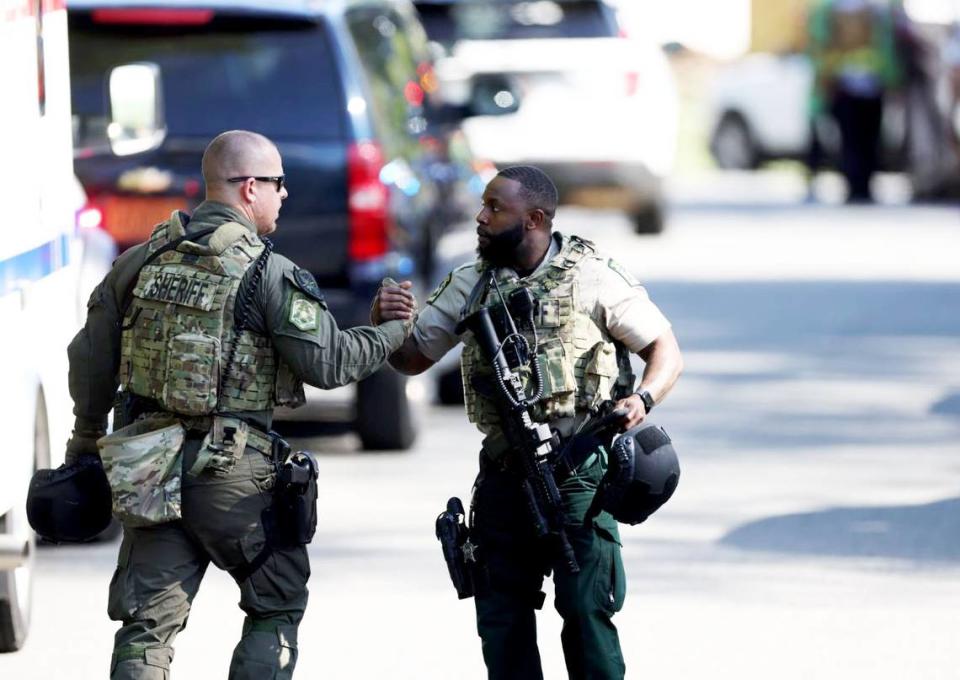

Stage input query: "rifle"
[{"left": 455, "top": 272, "right": 581, "bottom": 573}]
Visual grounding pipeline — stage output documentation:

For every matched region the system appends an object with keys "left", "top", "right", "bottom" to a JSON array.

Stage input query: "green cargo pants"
[
  {"left": 471, "top": 445, "right": 627, "bottom": 680},
  {"left": 107, "top": 438, "right": 310, "bottom": 680}
]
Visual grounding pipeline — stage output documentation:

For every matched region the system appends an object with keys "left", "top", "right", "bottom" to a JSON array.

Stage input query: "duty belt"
[
  {"left": 246, "top": 427, "right": 274, "bottom": 456},
  {"left": 137, "top": 409, "right": 274, "bottom": 456}
]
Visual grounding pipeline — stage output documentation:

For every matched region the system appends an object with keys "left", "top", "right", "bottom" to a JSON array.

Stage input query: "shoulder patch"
[
  {"left": 286, "top": 267, "right": 326, "bottom": 304},
  {"left": 288, "top": 293, "right": 320, "bottom": 331},
  {"left": 426, "top": 272, "right": 453, "bottom": 305},
  {"left": 607, "top": 258, "right": 640, "bottom": 287}
]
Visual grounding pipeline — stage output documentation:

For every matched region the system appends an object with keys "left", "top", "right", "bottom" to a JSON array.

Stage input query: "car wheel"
[
  {"left": 632, "top": 202, "right": 665, "bottom": 235},
  {"left": 436, "top": 367, "right": 465, "bottom": 406},
  {"left": 356, "top": 368, "right": 417, "bottom": 451},
  {"left": 712, "top": 113, "right": 759, "bottom": 170},
  {"left": 0, "top": 393, "right": 46, "bottom": 652}
]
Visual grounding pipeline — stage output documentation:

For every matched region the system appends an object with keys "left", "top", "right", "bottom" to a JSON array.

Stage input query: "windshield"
[
  {"left": 70, "top": 18, "right": 345, "bottom": 151},
  {"left": 415, "top": 0, "right": 617, "bottom": 46}
]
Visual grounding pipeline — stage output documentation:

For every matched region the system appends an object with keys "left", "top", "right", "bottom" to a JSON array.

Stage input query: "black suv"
[{"left": 68, "top": 0, "right": 494, "bottom": 450}]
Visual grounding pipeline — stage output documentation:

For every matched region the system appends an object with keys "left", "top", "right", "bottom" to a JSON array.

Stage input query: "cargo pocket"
[
  {"left": 107, "top": 536, "right": 138, "bottom": 621},
  {"left": 98, "top": 417, "right": 185, "bottom": 528},
  {"left": 593, "top": 527, "right": 626, "bottom": 614},
  {"left": 534, "top": 338, "right": 577, "bottom": 419},
  {"left": 143, "top": 646, "right": 174, "bottom": 670},
  {"left": 578, "top": 341, "right": 618, "bottom": 411},
  {"left": 277, "top": 624, "right": 299, "bottom": 673},
  {"left": 162, "top": 332, "right": 220, "bottom": 415}
]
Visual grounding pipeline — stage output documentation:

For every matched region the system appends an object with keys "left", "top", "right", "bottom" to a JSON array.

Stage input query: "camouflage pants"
[
  {"left": 471, "top": 446, "right": 627, "bottom": 680},
  {"left": 107, "top": 438, "right": 310, "bottom": 679}
]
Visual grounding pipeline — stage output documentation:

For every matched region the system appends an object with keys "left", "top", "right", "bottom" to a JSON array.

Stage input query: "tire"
[
  {"left": 0, "top": 393, "right": 46, "bottom": 652},
  {"left": 711, "top": 113, "right": 759, "bottom": 170},
  {"left": 436, "top": 367, "right": 465, "bottom": 406},
  {"left": 632, "top": 202, "right": 665, "bottom": 235},
  {"left": 355, "top": 368, "right": 417, "bottom": 451}
]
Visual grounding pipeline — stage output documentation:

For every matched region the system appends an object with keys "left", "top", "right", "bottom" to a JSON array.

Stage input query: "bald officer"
[
  {"left": 384, "top": 166, "right": 682, "bottom": 679},
  {"left": 65, "top": 130, "right": 417, "bottom": 680}
]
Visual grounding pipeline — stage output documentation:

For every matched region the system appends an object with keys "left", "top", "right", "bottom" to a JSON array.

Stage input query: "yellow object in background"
[{"left": 751, "top": 0, "right": 813, "bottom": 53}]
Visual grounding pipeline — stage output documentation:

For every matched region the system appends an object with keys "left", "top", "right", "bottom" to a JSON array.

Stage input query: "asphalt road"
[{"left": 3, "top": 171, "right": 959, "bottom": 679}]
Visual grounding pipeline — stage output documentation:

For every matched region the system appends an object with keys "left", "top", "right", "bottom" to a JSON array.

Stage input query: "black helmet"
[
  {"left": 589, "top": 422, "right": 680, "bottom": 525},
  {"left": 26, "top": 455, "right": 112, "bottom": 542}
]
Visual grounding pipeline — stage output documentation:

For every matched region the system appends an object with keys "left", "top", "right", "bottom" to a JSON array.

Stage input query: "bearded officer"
[
  {"left": 64, "top": 130, "right": 417, "bottom": 679},
  {"left": 385, "top": 166, "right": 682, "bottom": 679}
]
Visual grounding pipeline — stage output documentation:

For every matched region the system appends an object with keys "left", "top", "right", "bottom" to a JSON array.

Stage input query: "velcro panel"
[{"left": 636, "top": 426, "right": 671, "bottom": 454}]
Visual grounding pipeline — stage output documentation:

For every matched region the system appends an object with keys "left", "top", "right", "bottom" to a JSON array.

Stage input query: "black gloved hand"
[{"left": 64, "top": 433, "right": 101, "bottom": 466}]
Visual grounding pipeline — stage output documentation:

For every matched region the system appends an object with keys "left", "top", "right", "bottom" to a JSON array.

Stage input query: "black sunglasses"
[{"left": 227, "top": 175, "right": 285, "bottom": 192}]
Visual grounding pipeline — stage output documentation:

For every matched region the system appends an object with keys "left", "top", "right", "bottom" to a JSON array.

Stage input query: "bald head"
[
  {"left": 202, "top": 130, "right": 278, "bottom": 188},
  {"left": 202, "top": 130, "right": 288, "bottom": 235}
]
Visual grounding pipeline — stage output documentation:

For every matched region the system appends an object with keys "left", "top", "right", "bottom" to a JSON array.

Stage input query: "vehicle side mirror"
[
  {"left": 107, "top": 62, "right": 165, "bottom": 156},
  {"left": 467, "top": 73, "right": 521, "bottom": 117}
]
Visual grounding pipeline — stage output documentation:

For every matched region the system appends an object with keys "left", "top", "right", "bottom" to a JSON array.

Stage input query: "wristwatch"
[{"left": 637, "top": 390, "right": 655, "bottom": 414}]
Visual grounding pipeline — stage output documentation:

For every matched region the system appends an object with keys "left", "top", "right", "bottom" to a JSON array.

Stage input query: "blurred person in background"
[
  {"left": 808, "top": 0, "right": 904, "bottom": 202},
  {"left": 64, "top": 130, "right": 416, "bottom": 680},
  {"left": 942, "top": 22, "right": 960, "bottom": 154},
  {"left": 890, "top": 0, "right": 949, "bottom": 196},
  {"left": 387, "top": 166, "right": 683, "bottom": 679}
]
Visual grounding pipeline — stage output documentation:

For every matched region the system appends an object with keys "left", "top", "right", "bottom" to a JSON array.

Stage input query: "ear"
[
  {"left": 240, "top": 178, "right": 257, "bottom": 204},
  {"left": 526, "top": 208, "right": 545, "bottom": 230}
]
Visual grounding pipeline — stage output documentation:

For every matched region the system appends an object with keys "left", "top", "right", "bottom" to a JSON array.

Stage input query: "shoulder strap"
[
  {"left": 119, "top": 226, "right": 219, "bottom": 321},
  {"left": 553, "top": 234, "right": 594, "bottom": 270},
  {"left": 456, "top": 266, "right": 493, "bottom": 334}
]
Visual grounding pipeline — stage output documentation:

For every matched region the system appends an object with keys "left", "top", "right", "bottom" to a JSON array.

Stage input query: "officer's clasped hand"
[
  {"left": 371, "top": 277, "right": 417, "bottom": 325},
  {"left": 613, "top": 394, "right": 647, "bottom": 431}
]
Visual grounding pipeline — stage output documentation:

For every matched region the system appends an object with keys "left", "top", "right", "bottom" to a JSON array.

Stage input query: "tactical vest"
[
  {"left": 119, "top": 213, "right": 304, "bottom": 416},
  {"left": 460, "top": 235, "right": 635, "bottom": 433}
]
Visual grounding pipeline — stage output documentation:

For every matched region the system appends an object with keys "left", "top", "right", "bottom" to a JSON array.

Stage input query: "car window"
[
  {"left": 346, "top": 7, "right": 428, "bottom": 158},
  {"left": 69, "top": 19, "right": 345, "bottom": 151},
  {"left": 416, "top": 0, "right": 617, "bottom": 46}
]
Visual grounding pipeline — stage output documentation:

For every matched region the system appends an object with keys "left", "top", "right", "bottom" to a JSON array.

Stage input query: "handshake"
[{"left": 370, "top": 277, "right": 418, "bottom": 327}]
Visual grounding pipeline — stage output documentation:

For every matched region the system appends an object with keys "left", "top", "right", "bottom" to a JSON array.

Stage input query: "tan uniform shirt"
[{"left": 413, "top": 232, "right": 671, "bottom": 362}]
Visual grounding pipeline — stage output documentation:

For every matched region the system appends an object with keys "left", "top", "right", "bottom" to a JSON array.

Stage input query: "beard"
[{"left": 477, "top": 220, "right": 525, "bottom": 267}]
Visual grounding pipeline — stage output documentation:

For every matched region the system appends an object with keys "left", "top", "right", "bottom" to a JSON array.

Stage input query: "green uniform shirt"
[{"left": 67, "top": 201, "right": 408, "bottom": 439}]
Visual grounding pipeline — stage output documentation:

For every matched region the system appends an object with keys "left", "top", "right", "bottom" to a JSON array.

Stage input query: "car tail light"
[
  {"left": 92, "top": 9, "right": 214, "bottom": 25},
  {"left": 90, "top": 195, "right": 188, "bottom": 247},
  {"left": 417, "top": 62, "right": 439, "bottom": 94},
  {"left": 347, "top": 142, "right": 389, "bottom": 261}
]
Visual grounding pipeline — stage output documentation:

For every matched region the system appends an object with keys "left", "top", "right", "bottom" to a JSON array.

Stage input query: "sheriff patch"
[
  {"left": 289, "top": 293, "right": 319, "bottom": 331},
  {"left": 134, "top": 268, "right": 218, "bottom": 310},
  {"left": 607, "top": 258, "right": 640, "bottom": 287}
]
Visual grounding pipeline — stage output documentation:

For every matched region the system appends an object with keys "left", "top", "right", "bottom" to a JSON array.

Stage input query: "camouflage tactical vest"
[
  {"left": 460, "top": 234, "right": 635, "bottom": 434},
  {"left": 119, "top": 213, "right": 303, "bottom": 416}
]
